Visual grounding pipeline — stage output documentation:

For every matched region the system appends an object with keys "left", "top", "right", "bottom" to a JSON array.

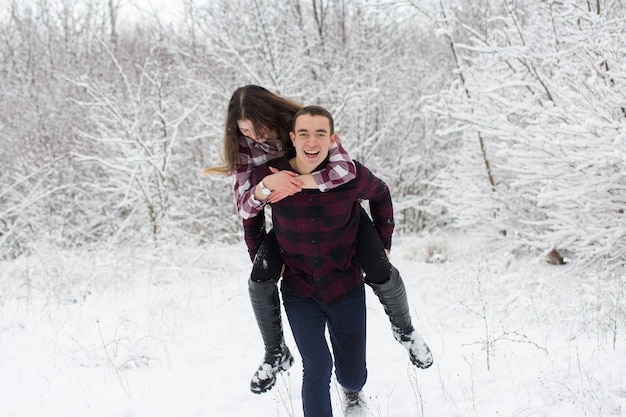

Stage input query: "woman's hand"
[{"left": 264, "top": 167, "right": 304, "bottom": 203}]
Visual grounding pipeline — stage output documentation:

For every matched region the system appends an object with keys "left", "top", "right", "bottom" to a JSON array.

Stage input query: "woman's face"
[{"left": 237, "top": 119, "right": 272, "bottom": 143}]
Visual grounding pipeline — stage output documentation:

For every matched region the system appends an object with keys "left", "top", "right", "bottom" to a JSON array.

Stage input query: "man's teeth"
[{"left": 304, "top": 150, "right": 320, "bottom": 155}]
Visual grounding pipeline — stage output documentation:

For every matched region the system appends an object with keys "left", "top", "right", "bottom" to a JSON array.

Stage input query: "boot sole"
[{"left": 250, "top": 352, "right": 295, "bottom": 394}]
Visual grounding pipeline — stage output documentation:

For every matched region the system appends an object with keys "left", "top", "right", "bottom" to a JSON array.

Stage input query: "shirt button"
[{"left": 311, "top": 239, "right": 316, "bottom": 244}]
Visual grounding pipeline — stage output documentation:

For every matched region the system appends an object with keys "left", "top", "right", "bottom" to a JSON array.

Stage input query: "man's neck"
[{"left": 289, "top": 157, "right": 312, "bottom": 175}]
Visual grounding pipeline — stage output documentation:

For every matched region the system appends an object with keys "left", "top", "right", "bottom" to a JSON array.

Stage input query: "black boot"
[
  {"left": 248, "top": 279, "right": 294, "bottom": 393},
  {"left": 367, "top": 267, "right": 433, "bottom": 369}
]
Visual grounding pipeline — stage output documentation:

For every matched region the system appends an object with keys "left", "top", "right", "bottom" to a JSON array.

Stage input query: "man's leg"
[
  {"left": 327, "top": 283, "right": 367, "bottom": 393},
  {"left": 327, "top": 283, "right": 368, "bottom": 415},
  {"left": 281, "top": 283, "right": 334, "bottom": 417}
]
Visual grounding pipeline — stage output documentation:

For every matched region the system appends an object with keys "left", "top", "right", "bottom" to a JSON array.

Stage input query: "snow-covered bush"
[{"left": 425, "top": 1, "right": 626, "bottom": 270}]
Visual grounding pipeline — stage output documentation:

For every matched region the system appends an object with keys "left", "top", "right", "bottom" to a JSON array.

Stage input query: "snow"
[{"left": 1, "top": 233, "right": 624, "bottom": 417}]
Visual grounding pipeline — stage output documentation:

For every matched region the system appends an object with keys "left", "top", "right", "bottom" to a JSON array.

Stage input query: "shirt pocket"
[{"left": 318, "top": 191, "right": 357, "bottom": 229}]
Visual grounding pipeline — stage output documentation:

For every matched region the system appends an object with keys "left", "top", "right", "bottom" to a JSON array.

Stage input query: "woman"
[{"left": 205, "top": 85, "right": 432, "bottom": 395}]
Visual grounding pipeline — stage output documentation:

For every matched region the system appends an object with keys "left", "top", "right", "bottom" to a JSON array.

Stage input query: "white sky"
[{"left": 0, "top": 0, "right": 186, "bottom": 25}]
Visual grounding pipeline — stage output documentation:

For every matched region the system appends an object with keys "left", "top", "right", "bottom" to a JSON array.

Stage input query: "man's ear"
[
  {"left": 330, "top": 133, "right": 338, "bottom": 144},
  {"left": 289, "top": 132, "right": 295, "bottom": 144}
]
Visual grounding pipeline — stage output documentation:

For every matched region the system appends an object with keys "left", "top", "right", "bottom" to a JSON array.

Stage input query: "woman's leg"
[
  {"left": 354, "top": 208, "right": 392, "bottom": 284},
  {"left": 248, "top": 230, "right": 294, "bottom": 393},
  {"left": 281, "top": 282, "right": 334, "bottom": 417},
  {"left": 355, "top": 208, "right": 433, "bottom": 369},
  {"left": 250, "top": 229, "right": 284, "bottom": 283},
  {"left": 367, "top": 267, "right": 433, "bottom": 368}
]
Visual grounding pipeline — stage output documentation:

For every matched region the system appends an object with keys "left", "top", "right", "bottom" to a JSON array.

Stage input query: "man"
[{"left": 243, "top": 106, "right": 426, "bottom": 416}]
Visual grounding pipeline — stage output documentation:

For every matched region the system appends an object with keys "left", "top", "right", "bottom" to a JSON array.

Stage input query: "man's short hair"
[{"left": 292, "top": 105, "right": 334, "bottom": 134}]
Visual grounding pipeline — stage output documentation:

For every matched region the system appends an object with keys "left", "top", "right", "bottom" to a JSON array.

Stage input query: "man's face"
[{"left": 289, "top": 114, "right": 337, "bottom": 173}]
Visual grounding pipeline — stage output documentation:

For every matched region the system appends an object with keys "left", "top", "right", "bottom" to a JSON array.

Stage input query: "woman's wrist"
[
  {"left": 254, "top": 177, "right": 272, "bottom": 201},
  {"left": 258, "top": 179, "right": 272, "bottom": 197}
]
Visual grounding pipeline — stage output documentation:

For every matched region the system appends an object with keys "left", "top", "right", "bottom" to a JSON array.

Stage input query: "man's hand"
[{"left": 265, "top": 167, "right": 304, "bottom": 203}]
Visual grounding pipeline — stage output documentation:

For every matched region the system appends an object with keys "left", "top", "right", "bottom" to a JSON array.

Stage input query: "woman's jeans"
[{"left": 281, "top": 281, "right": 367, "bottom": 417}]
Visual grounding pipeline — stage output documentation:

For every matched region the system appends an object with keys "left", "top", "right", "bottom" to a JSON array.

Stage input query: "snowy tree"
[
  {"left": 422, "top": 0, "right": 625, "bottom": 270},
  {"left": 186, "top": 0, "right": 454, "bottom": 234},
  {"left": 3, "top": 0, "right": 621, "bottom": 274},
  {"left": 0, "top": 0, "right": 107, "bottom": 256}
]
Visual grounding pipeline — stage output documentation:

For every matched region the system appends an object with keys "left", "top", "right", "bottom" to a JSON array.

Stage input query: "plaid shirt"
[
  {"left": 244, "top": 155, "right": 394, "bottom": 305},
  {"left": 234, "top": 135, "right": 356, "bottom": 219}
]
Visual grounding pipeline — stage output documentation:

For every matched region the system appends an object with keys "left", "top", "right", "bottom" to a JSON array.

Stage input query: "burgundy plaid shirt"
[{"left": 243, "top": 155, "right": 394, "bottom": 305}]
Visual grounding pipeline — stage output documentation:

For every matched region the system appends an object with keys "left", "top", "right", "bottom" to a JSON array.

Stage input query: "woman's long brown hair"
[{"left": 204, "top": 85, "right": 302, "bottom": 176}]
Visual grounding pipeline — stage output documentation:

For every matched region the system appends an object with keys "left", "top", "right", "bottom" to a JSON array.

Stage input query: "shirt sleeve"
[
  {"left": 235, "top": 137, "right": 285, "bottom": 219},
  {"left": 242, "top": 163, "right": 274, "bottom": 261},
  {"left": 356, "top": 162, "right": 394, "bottom": 249},
  {"left": 234, "top": 163, "right": 266, "bottom": 220},
  {"left": 234, "top": 142, "right": 267, "bottom": 220},
  {"left": 310, "top": 141, "right": 357, "bottom": 192}
]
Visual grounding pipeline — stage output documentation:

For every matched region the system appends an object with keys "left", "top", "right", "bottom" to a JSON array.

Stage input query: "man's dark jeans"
[{"left": 281, "top": 281, "right": 367, "bottom": 417}]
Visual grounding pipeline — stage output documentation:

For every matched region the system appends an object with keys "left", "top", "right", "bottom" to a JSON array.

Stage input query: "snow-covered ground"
[{"left": 1, "top": 233, "right": 624, "bottom": 417}]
